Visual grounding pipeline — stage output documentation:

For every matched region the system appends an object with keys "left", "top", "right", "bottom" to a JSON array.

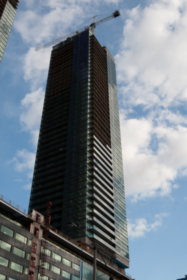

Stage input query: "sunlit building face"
[{"left": 0, "top": 0, "right": 19, "bottom": 62}]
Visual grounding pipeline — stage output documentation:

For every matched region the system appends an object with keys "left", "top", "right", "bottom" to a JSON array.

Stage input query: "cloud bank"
[
  {"left": 118, "top": 0, "right": 187, "bottom": 200},
  {"left": 20, "top": 88, "right": 44, "bottom": 146},
  {"left": 116, "top": 0, "right": 187, "bottom": 108}
]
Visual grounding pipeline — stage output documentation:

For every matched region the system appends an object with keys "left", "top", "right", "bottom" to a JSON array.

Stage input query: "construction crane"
[
  {"left": 36, "top": 10, "right": 120, "bottom": 51},
  {"left": 90, "top": 10, "right": 120, "bottom": 29}
]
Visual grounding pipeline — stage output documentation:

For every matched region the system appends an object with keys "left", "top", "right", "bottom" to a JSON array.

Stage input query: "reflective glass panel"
[
  {"left": 13, "top": 247, "right": 25, "bottom": 258},
  {"left": 72, "top": 276, "right": 79, "bottom": 280},
  {"left": 10, "top": 262, "right": 23, "bottom": 273},
  {"left": 41, "top": 247, "right": 51, "bottom": 256},
  {"left": 72, "top": 263, "right": 80, "bottom": 271},
  {"left": 52, "top": 252, "right": 61, "bottom": 262},
  {"left": 0, "top": 256, "right": 8, "bottom": 267},
  {"left": 40, "top": 261, "right": 49, "bottom": 269},
  {"left": 51, "top": 265, "right": 60, "bottom": 275},
  {"left": 38, "top": 274, "right": 48, "bottom": 280},
  {"left": 0, "top": 240, "right": 11, "bottom": 251},
  {"left": 15, "top": 233, "right": 27, "bottom": 244},
  {"left": 62, "top": 271, "right": 70, "bottom": 279},
  {"left": 1, "top": 225, "right": 13, "bottom": 237},
  {"left": 63, "top": 258, "right": 71, "bottom": 267}
]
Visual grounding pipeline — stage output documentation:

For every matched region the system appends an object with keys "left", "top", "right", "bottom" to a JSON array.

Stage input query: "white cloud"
[
  {"left": 128, "top": 213, "right": 168, "bottom": 239},
  {"left": 23, "top": 183, "right": 31, "bottom": 191},
  {"left": 117, "top": 0, "right": 187, "bottom": 108},
  {"left": 11, "top": 149, "right": 35, "bottom": 176},
  {"left": 23, "top": 48, "right": 50, "bottom": 87},
  {"left": 16, "top": 2, "right": 88, "bottom": 87},
  {"left": 23, "top": 0, "right": 35, "bottom": 8},
  {"left": 10, "top": 89, "right": 43, "bottom": 180},
  {"left": 45, "top": 0, "right": 122, "bottom": 8},
  {"left": 20, "top": 88, "right": 44, "bottom": 146},
  {"left": 121, "top": 114, "right": 187, "bottom": 200},
  {"left": 157, "top": 125, "right": 187, "bottom": 168},
  {"left": 115, "top": 0, "right": 187, "bottom": 201},
  {"left": 156, "top": 109, "right": 187, "bottom": 126},
  {"left": 15, "top": 3, "right": 84, "bottom": 45}
]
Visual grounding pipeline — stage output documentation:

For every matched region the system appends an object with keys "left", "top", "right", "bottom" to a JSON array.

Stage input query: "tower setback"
[{"left": 29, "top": 28, "right": 129, "bottom": 269}]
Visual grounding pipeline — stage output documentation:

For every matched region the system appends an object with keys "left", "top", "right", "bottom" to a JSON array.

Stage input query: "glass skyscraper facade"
[
  {"left": 29, "top": 28, "right": 129, "bottom": 269},
  {"left": 0, "top": 0, "right": 19, "bottom": 62}
]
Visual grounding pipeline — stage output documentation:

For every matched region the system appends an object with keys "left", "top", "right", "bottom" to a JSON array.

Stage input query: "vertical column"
[{"left": 28, "top": 210, "right": 44, "bottom": 280}]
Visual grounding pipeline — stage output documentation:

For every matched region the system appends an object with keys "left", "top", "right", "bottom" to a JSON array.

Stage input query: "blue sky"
[{"left": 0, "top": 0, "right": 187, "bottom": 280}]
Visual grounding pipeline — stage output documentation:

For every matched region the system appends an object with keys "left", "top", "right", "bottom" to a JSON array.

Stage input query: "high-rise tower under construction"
[{"left": 29, "top": 28, "right": 129, "bottom": 269}]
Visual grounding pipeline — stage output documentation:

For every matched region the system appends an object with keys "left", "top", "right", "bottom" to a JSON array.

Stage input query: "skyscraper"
[
  {"left": 0, "top": 0, "right": 19, "bottom": 62},
  {"left": 29, "top": 28, "right": 129, "bottom": 269}
]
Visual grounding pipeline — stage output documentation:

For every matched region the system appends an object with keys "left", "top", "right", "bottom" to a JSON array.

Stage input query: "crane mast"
[{"left": 36, "top": 10, "right": 120, "bottom": 51}]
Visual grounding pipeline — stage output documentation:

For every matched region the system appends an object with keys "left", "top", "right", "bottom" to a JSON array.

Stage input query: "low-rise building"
[{"left": 0, "top": 198, "right": 131, "bottom": 280}]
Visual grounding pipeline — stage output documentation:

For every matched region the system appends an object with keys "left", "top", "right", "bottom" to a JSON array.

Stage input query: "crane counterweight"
[
  {"left": 90, "top": 10, "right": 120, "bottom": 29},
  {"left": 113, "top": 10, "right": 120, "bottom": 17}
]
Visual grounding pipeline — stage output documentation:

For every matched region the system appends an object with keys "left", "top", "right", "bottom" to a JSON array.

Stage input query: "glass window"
[
  {"left": 10, "top": 262, "right": 23, "bottom": 273},
  {"left": 63, "top": 258, "right": 71, "bottom": 267},
  {"left": 28, "top": 239, "right": 32, "bottom": 246},
  {"left": 52, "top": 252, "right": 61, "bottom": 262},
  {"left": 0, "top": 256, "right": 8, "bottom": 267},
  {"left": 62, "top": 271, "right": 70, "bottom": 279},
  {"left": 0, "top": 274, "right": 6, "bottom": 280},
  {"left": 51, "top": 265, "right": 60, "bottom": 275},
  {"left": 1, "top": 225, "right": 13, "bottom": 237},
  {"left": 38, "top": 274, "right": 48, "bottom": 280},
  {"left": 72, "top": 263, "right": 80, "bottom": 271},
  {"left": 72, "top": 276, "right": 79, "bottom": 280},
  {"left": 41, "top": 247, "right": 51, "bottom": 256},
  {"left": 9, "top": 278, "right": 17, "bottom": 280},
  {"left": 15, "top": 233, "right": 27, "bottom": 244},
  {"left": 40, "top": 261, "right": 49, "bottom": 270},
  {"left": 0, "top": 240, "right": 11, "bottom": 252},
  {"left": 13, "top": 247, "right": 25, "bottom": 258}
]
